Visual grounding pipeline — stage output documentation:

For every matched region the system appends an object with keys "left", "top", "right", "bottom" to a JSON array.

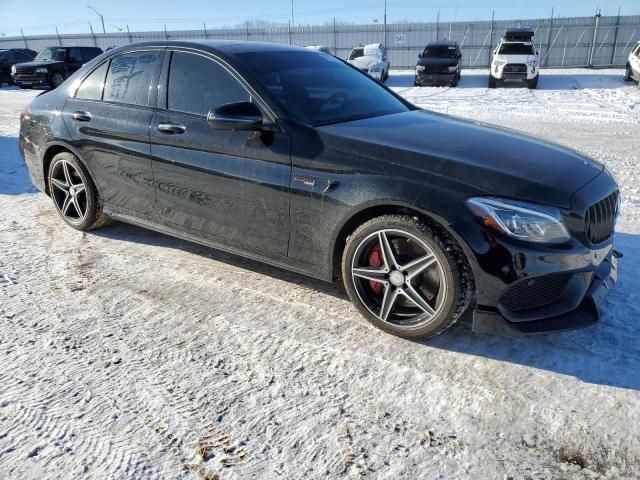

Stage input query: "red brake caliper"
[{"left": 367, "top": 243, "right": 384, "bottom": 295}]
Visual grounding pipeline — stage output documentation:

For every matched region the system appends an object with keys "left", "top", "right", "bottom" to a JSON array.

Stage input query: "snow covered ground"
[{"left": 1, "top": 69, "right": 639, "bottom": 479}]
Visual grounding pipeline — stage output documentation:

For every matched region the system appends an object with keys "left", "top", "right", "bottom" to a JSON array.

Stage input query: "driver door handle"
[
  {"left": 157, "top": 122, "right": 186, "bottom": 135},
  {"left": 72, "top": 111, "right": 91, "bottom": 122}
]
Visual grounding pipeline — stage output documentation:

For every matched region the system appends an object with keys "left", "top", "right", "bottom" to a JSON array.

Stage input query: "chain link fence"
[{"left": 1, "top": 15, "right": 639, "bottom": 69}]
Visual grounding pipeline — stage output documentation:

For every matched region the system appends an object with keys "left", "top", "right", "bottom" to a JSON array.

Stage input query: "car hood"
[
  {"left": 316, "top": 110, "right": 603, "bottom": 208},
  {"left": 417, "top": 57, "right": 458, "bottom": 67},
  {"left": 493, "top": 54, "right": 537, "bottom": 64},
  {"left": 348, "top": 56, "right": 383, "bottom": 70},
  {"left": 15, "top": 60, "right": 64, "bottom": 69}
]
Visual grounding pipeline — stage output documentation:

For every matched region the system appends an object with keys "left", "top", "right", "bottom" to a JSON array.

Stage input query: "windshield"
[
  {"left": 498, "top": 43, "right": 535, "bottom": 55},
  {"left": 237, "top": 51, "right": 409, "bottom": 127},
  {"left": 422, "top": 46, "right": 458, "bottom": 58},
  {"left": 35, "top": 47, "right": 67, "bottom": 62},
  {"left": 348, "top": 48, "right": 364, "bottom": 60}
]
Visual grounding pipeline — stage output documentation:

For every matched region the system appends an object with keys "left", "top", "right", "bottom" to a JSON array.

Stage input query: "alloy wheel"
[
  {"left": 350, "top": 229, "right": 447, "bottom": 328},
  {"left": 50, "top": 160, "right": 88, "bottom": 223},
  {"left": 51, "top": 73, "right": 64, "bottom": 88}
]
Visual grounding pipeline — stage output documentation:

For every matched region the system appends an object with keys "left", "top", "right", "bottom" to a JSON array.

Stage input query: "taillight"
[{"left": 20, "top": 105, "right": 30, "bottom": 123}]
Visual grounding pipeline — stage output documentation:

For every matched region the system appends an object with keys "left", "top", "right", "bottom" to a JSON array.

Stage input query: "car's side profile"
[
  {"left": 624, "top": 41, "right": 640, "bottom": 83},
  {"left": 19, "top": 41, "right": 620, "bottom": 339}
]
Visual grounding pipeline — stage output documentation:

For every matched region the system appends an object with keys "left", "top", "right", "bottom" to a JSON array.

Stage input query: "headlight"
[
  {"left": 493, "top": 59, "right": 506, "bottom": 66},
  {"left": 35, "top": 67, "right": 48, "bottom": 74},
  {"left": 416, "top": 65, "right": 425, "bottom": 72},
  {"left": 527, "top": 61, "right": 539, "bottom": 67},
  {"left": 466, "top": 197, "right": 571, "bottom": 244},
  {"left": 447, "top": 66, "right": 457, "bottom": 72},
  {"left": 11, "top": 65, "right": 16, "bottom": 75}
]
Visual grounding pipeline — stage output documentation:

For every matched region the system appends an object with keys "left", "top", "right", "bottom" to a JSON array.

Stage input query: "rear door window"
[
  {"left": 167, "top": 51, "right": 249, "bottom": 116},
  {"left": 103, "top": 51, "right": 162, "bottom": 106},
  {"left": 75, "top": 62, "right": 109, "bottom": 100}
]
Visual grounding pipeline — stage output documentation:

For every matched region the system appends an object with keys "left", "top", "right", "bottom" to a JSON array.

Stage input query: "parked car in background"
[
  {"left": 489, "top": 28, "right": 539, "bottom": 89},
  {"left": 624, "top": 41, "right": 640, "bottom": 83},
  {"left": 12, "top": 46, "right": 103, "bottom": 89},
  {"left": 347, "top": 43, "right": 390, "bottom": 82},
  {"left": 0, "top": 49, "right": 36, "bottom": 86},
  {"left": 305, "top": 45, "right": 332, "bottom": 55},
  {"left": 415, "top": 41, "right": 462, "bottom": 87},
  {"left": 19, "top": 40, "right": 620, "bottom": 340}
]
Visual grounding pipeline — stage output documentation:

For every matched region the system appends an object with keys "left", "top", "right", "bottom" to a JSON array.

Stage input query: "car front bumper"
[
  {"left": 12, "top": 72, "right": 49, "bottom": 87},
  {"left": 415, "top": 72, "right": 456, "bottom": 86}
]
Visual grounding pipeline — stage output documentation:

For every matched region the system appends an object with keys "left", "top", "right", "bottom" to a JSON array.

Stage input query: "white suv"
[
  {"left": 489, "top": 28, "right": 540, "bottom": 89},
  {"left": 624, "top": 41, "right": 640, "bottom": 83},
  {"left": 347, "top": 43, "right": 390, "bottom": 82}
]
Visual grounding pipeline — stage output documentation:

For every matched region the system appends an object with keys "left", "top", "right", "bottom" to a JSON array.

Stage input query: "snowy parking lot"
[{"left": 1, "top": 69, "right": 639, "bottom": 479}]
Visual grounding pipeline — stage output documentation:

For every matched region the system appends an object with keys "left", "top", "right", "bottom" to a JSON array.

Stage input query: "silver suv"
[{"left": 347, "top": 43, "right": 390, "bottom": 82}]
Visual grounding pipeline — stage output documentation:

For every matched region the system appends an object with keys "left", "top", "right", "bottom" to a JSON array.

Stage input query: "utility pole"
[
  {"left": 435, "top": 10, "right": 440, "bottom": 40},
  {"left": 610, "top": 6, "right": 621, "bottom": 65},
  {"left": 291, "top": 0, "right": 295, "bottom": 28},
  {"left": 588, "top": 7, "right": 601, "bottom": 67},
  {"left": 544, "top": 7, "right": 554, "bottom": 67},
  {"left": 489, "top": 10, "right": 495, "bottom": 67},
  {"left": 89, "top": 22, "right": 97, "bottom": 47},
  {"left": 87, "top": 5, "right": 106, "bottom": 34},
  {"left": 383, "top": 0, "right": 387, "bottom": 46}
]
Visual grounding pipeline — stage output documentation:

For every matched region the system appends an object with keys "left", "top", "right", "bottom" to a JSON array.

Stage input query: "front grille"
[
  {"left": 503, "top": 63, "right": 527, "bottom": 73},
  {"left": 15, "top": 67, "right": 34, "bottom": 75},
  {"left": 500, "top": 273, "right": 573, "bottom": 311},
  {"left": 422, "top": 64, "right": 451, "bottom": 74},
  {"left": 585, "top": 191, "right": 619, "bottom": 244}
]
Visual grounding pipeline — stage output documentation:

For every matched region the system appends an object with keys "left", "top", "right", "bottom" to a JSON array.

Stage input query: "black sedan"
[{"left": 18, "top": 41, "right": 620, "bottom": 339}]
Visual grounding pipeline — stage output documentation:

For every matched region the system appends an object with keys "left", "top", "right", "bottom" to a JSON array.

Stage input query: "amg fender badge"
[{"left": 293, "top": 175, "right": 316, "bottom": 187}]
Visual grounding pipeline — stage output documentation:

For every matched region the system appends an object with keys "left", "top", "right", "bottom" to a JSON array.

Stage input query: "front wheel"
[
  {"left": 50, "top": 72, "right": 64, "bottom": 89},
  {"left": 527, "top": 75, "right": 539, "bottom": 89},
  {"left": 624, "top": 64, "right": 633, "bottom": 82},
  {"left": 342, "top": 215, "right": 471, "bottom": 339},
  {"left": 48, "top": 152, "right": 109, "bottom": 231}
]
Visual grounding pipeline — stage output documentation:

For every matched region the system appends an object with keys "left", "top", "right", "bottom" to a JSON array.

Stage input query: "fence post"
[
  {"left": 164, "top": 24, "right": 168, "bottom": 40},
  {"left": 488, "top": 10, "right": 494, "bottom": 67},
  {"left": 333, "top": 17, "right": 337, "bottom": 55},
  {"left": 435, "top": 10, "right": 439, "bottom": 40},
  {"left": 288, "top": 21, "right": 292, "bottom": 45},
  {"left": 610, "top": 7, "right": 621, "bottom": 66},
  {"left": 203, "top": 21, "right": 208, "bottom": 40},
  {"left": 89, "top": 23, "right": 97, "bottom": 47},
  {"left": 21, "top": 29, "right": 28, "bottom": 48},
  {"left": 127, "top": 25, "right": 132, "bottom": 43},
  {"left": 56, "top": 27, "right": 62, "bottom": 46},
  {"left": 383, "top": 0, "right": 387, "bottom": 46},
  {"left": 588, "top": 8, "right": 601, "bottom": 67},
  {"left": 544, "top": 8, "right": 554, "bottom": 67}
]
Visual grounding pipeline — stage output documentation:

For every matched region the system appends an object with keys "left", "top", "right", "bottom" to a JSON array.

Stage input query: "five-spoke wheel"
[{"left": 343, "top": 215, "right": 470, "bottom": 339}]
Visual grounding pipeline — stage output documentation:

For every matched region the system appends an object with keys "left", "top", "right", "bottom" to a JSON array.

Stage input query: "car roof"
[
  {"left": 102, "top": 40, "right": 311, "bottom": 58},
  {"left": 426, "top": 40, "right": 458, "bottom": 47}
]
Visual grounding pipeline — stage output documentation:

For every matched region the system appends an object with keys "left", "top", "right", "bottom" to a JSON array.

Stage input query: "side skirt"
[{"left": 103, "top": 205, "right": 334, "bottom": 283}]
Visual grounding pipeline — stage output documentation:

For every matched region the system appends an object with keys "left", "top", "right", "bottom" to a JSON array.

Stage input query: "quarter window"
[
  {"left": 76, "top": 62, "right": 109, "bottom": 100},
  {"left": 103, "top": 51, "right": 161, "bottom": 106},
  {"left": 167, "top": 51, "right": 249, "bottom": 116}
]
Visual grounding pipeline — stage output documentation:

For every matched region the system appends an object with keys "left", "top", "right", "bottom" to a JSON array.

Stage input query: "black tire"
[
  {"left": 624, "top": 64, "right": 633, "bottom": 82},
  {"left": 47, "top": 152, "right": 109, "bottom": 231},
  {"left": 50, "top": 72, "right": 64, "bottom": 89},
  {"left": 451, "top": 75, "right": 458, "bottom": 87},
  {"left": 527, "top": 75, "right": 539, "bottom": 89},
  {"left": 488, "top": 76, "right": 497, "bottom": 88},
  {"left": 342, "top": 214, "right": 473, "bottom": 339}
]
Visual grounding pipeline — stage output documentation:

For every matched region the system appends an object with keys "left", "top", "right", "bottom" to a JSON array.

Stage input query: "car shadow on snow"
[
  {"left": 0, "top": 135, "right": 38, "bottom": 195},
  {"left": 427, "top": 231, "right": 640, "bottom": 391},
  {"left": 387, "top": 71, "right": 627, "bottom": 90}
]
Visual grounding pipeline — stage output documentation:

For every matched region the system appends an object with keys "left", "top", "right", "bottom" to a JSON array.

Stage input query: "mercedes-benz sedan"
[{"left": 18, "top": 40, "right": 620, "bottom": 339}]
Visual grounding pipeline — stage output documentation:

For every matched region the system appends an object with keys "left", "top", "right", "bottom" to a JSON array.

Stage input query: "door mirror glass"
[{"left": 207, "top": 102, "right": 263, "bottom": 130}]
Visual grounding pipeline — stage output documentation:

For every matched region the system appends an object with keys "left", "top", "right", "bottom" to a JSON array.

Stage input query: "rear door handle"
[
  {"left": 157, "top": 122, "right": 186, "bottom": 135},
  {"left": 72, "top": 111, "right": 91, "bottom": 122}
]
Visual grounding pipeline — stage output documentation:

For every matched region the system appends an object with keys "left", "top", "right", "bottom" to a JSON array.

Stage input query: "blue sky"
[{"left": 1, "top": 0, "right": 639, "bottom": 36}]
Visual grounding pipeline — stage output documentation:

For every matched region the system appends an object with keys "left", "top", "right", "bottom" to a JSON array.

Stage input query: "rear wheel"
[
  {"left": 342, "top": 215, "right": 471, "bottom": 339},
  {"left": 47, "top": 152, "right": 109, "bottom": 231}
]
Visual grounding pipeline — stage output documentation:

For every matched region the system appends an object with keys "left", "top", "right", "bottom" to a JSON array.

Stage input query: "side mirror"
[{"left": 207, "top": 101, "right": 263, "bottom": 131}]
